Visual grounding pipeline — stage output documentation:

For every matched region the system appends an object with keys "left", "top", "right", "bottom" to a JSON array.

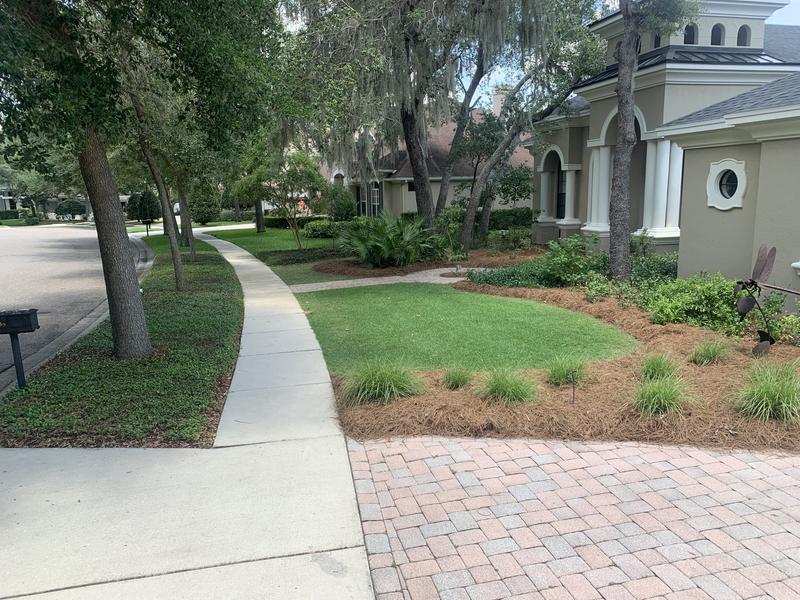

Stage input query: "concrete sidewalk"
[{"left": 0, "top": 234, "right": 373, "bottom": 599}]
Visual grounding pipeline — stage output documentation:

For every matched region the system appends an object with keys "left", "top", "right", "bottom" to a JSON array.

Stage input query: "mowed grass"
[
  {"left": 211, "top": 227, "right": 349, "bottom": 285},
  {"left": 0, "top": 237, "right": 243, "bottom": 446},
  {"left": 297, "top": 283, "right": 637, "bottom": 374}
]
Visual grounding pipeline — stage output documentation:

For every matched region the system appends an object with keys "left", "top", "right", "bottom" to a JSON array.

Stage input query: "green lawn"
[
  {"left": 0, "top": 237, "right": 243, "bottom": 446},
  {"left": 297, "top": 283, "right": 637, "bottom": 374},
  {"left": 211, "top": 227, "right": 349, "bottom": 285}
]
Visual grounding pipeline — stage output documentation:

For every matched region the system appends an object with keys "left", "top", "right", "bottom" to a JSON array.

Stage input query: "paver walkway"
[
  {"left": 0, "top": 233, "right": 373, "bottom": 599},
  {"left": 350, "top": 437, "right": 800, "bottom": 600},
  {"left": 290, "top": 267, "right": 469, "bottom": 294}
]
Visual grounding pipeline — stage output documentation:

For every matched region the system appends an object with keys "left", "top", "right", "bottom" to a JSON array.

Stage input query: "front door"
[{"left": 556, "top": 170, "right": 566, "bottom": 220}]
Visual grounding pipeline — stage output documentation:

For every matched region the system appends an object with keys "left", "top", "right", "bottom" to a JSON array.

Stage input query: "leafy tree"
[
  {"left": 262, "top": 152, "right": 327, "bottom": 249},
  {"left": 126, "top": 190, "right": 161, "bottom": 222},
  {"left": 609, "top": 0, "right": 696, "bottom": 281},
  {"left": 477, "top": 164, "right": 535, "bottom": 240},
  {"left": 55, "top": 198, "right": 87, "bottom": 218},
  {"left": 189, "top": 182, "right": 222, "bottom": 225}
]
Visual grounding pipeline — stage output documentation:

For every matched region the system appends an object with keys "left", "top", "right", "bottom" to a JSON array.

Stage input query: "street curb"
[{"left": 0, "top": 236, "right": 155, "bottom": 399}]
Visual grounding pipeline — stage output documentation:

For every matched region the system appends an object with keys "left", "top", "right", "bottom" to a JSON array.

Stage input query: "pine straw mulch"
[
  {"left": 312, "top": 247, "right": 545, "bottom": 278},
  {"left": 338, "top": 282, "right": 800, "bottom": 454}
]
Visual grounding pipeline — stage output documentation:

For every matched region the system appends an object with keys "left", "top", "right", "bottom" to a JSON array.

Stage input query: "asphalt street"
[{"left": 0, "top": 225, "right": 112, "bottom": 392}]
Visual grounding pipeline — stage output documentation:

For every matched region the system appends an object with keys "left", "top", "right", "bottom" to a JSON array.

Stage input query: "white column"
[
  {"left": 597, "top": 145, "right": 611, "bottom": 229},
  {"left": 665, "top": 142, "right": 683, "bottom": 230},
  {"left": 538, "top": 171, "right": 554, "bottom": 221},
  {"left": 640, "top": 140, "right": 658, "bottom": 231},
  {"left": 588, "top": 148, "right": 599, "bottom": 225},
  {"left": 652, "top": 139, "right": 671, "bottom": 230},
  {"left": 560, "top": 170, "right": 579, "bottom": 224}
]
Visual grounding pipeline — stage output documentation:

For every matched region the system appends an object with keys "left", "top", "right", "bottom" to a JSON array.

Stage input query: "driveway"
[{"left": 0, "top": 224, "right": 148, "bottom": 393}]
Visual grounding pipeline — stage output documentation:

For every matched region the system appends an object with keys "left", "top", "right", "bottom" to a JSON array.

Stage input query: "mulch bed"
[
  {"left": 313, "top": 247, "right": 545, "bottom": 278},
  {"left": 338, "top": 282, "right": 800, "bottom": 453}
]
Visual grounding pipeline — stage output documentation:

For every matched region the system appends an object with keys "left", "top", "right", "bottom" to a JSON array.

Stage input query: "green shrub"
[
  {"left": 442, "top": 368, "right": 472, "bottom": 390},
  {"left": 486, "top": 227, "right": 531, "bottom": 252},
  {"left": 630, "top": 253, "right": 678, "bottom": 283},
  {"left": 777, "top": 315, "right": 800, "bottom": 346},
  {"left": 641, "top": 354, "right": 678, "bottom": 381},
  {"left": 633, "top": 375, "right": 688, "bottom": 416},
  {"left": 341, "top": 212, "right": 436, "bottom": 268},
  {"left": 689, "top": 340, "right": 729, "bottom": 366},
  {"left": 264, "top": 215, "right": 325, "bottom": 229},
  {"left": 737, "top": 361, "right": 800, "bottom": 421},
  {"left": 324, "top": 185, "right": 357, "bottom": 222},
  {"left": 23, "top": 217, "right": 40, "bottom": 226},
  {"left": 488, "top": 207, "right": 533, "bottom": 230},
  {"left": 481, "top": 370, "right": 536, "bottom": 403},
  {"left": 303, "top": 219, "right": 341, "bottom": 239},
  {"left": 639, "top": 273, "right": 744, "bottom": 335},
  {"left": 191, "top": 191, "right": 222, "bottom": 225},
  {"left": 0, "top": 209, "right": 18, "bottom": 220},
  {"left": 584, "top": 272, "right": 615, "bottom": 303},
  {"left": 55, "top": 199, "right": 87, "bottom": 217},
  {"left": 341, "top": 364, "right": 423, "bottom": 406},
  {"left": 545, "top": 355, "right": 586, "bottom": 386},
  {"left": 126, "top": 190, "right": 162, "bottom": 222}
]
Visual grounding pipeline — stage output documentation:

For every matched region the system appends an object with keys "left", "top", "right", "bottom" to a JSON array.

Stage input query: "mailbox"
[
  {"left": 0, "top": 309, "right": 40, "bottom": 334},
  {"left": 0, "top": 308, "right": 40, "bottom": 389}
]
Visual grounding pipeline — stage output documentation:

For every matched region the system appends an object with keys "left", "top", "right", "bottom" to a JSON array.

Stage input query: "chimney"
[{"left": 492, "top": 86, "right": 511, "bottom": 117}]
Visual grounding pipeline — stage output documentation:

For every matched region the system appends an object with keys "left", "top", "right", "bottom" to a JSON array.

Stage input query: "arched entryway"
[{"left": 537, "top": 146, "right": 581, "bottom": 240}]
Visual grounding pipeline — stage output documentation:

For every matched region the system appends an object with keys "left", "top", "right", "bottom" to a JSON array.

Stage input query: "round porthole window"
[{"left": 719, "top": 170, "right": 738, "bottom": 199}]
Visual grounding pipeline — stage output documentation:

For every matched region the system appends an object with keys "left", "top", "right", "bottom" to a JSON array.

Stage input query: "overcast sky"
[{"left": 769, "top": 0, "right": 800, "bottom": 23}]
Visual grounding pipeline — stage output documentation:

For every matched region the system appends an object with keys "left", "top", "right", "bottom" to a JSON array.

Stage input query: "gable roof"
[
  {"left": 765, "top": 24, "right": 800, "bottom": 63},
  {"left": 662, "top": 71, "right": 800, "bottom": 128}
]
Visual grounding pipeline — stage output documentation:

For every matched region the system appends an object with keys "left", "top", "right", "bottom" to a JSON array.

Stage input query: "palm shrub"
[
  {"left": 545, "top": 355, "right": 586, "bottom": 386},
  {"left": 341, "top": 364, "right": 423, "bottom": 406},
  {"left": 443, "top": 368, "right": 472, "bottom": 390},
  {"left": 641, "top": 354, "right": 678, "bottom": 381},
  {"left": 340, "top": 212, "right": 435, "bottom": 268},
  {"left": 689, "top": 341, "right": 729, "bottom": 366},
  {"left": 634, "top": 375, "right": 688, "bottom": 416},
  {"left": 481, "top": 370, "right": 536, "bottom": 403},
  {"left": 737, "top": 361, "right": 800, "bottom": 421}
]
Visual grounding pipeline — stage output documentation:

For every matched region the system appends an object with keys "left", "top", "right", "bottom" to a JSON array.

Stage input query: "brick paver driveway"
[{"left": 349, "top": 437, "right": 800, "bottom": 600}]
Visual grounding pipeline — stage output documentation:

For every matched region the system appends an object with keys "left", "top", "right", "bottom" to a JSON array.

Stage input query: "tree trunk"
[
  {"left": 254, "top": 199, "right": 265, "bottom": 233},
  {"left": 78, "top": 127, "right": 153, "bottom": 359},
  {"left": 609, "top": 0, "right": 638, "bottom": 282},
  {"left": 127, "top": 89, "right": 185, "bottom": 291},
  {"left": 233, "top": 195, "right": 242, "bottom": 221},
  {"left": 436, "top": 46, "right": 485, "bottom": 217},
  {"left": 177, "top": 186, "right": 196, "bottom": 261},
  {"left": 401, "top": 101, "right": 434, "bottom": 227},
  {"left": 478, "top": 194, "right": 496, "bottom": 242},
  {"left": 461, "top": 127, "right": 521, "bottom": 250}
]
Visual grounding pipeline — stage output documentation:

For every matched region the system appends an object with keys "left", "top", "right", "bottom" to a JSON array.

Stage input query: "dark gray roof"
[
  {"left": 663, "top": 71, "right": 800, "bottom": 128},
  {"left": 576, "top": 45, "right": 789, "bottom": 89},
  {"left": 765, "top": 24, "right": 800, "bottom": 63}
]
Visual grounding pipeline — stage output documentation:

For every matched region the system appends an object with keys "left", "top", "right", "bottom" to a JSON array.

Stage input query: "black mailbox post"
[{"left": 0, "top": 309, "right": 40, "bottom": 388}]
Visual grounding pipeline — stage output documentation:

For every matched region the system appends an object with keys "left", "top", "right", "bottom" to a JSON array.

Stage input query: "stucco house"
[
  {"left": 531, "top": 0, "right": 800, "bottom": 264},
  {"left": 660, "top": 71, "right": 800, "bottom": 294},
  {"left": 331, "top": 103, "right": 535, "bottom": 218}
]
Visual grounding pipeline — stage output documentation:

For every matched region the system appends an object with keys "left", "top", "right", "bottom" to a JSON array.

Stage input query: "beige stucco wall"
[
  {"left": 678, "top": 143, "right": 762, "bottom": 281},
  {"left": 752, "top": 139, "right": 800, "bottom": 295},
  {"left": 662, "top": 84, "right": 763, "bottom": 124}
]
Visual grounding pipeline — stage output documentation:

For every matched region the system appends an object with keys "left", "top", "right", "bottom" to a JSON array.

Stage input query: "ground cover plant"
[
  {"left": 633, "top": 375, "right": 688, "bottom": 416},
  {"left": 641, "top": 354, "right": 678, "bottom": 381},
  {"left": 481, "top": 370, "right": 536, "bottom": 403},
  {"left": 689, "top": 340, "right": 729, "bottom": 366},
  {"left": 341, "top": 364, "right": 423, "bottom": 406},
  {"left": 442, "top": 368, "right": 472, "bottom": 390},
  {"left": 297, "top": 283, "right": 636, "bottom": 374},
  {"left": 0, "top": 237, "right": 243, "bottom": 447},
  {"left": 737, "top": 360, "right": 800, "bottom": 422},
  {"left": 545, "top": 355, "right": 586, "bottom": 386}
]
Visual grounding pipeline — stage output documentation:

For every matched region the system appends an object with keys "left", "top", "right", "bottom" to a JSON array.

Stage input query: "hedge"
[
  {"left": 264, "top": 215, "right": 326, "bottom": 229},
  {"left": 402, "top": 206, "right": 533, "bottom": 230},
  {"left": 0, "top": 210, "right": 19, "bottom": 220}
]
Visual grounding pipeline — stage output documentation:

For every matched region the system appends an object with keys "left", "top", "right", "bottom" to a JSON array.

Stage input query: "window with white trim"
[
  {"left": 707, "top": 159, "right": 746, "bottom": 211},
  {"left": 369, "top": 181, "right": 382, "bottom": 217}
]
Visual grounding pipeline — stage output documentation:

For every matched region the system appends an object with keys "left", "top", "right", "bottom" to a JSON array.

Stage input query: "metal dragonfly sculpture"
[{"left": 735, "top": 245, "right": 800, "bottom": 357}]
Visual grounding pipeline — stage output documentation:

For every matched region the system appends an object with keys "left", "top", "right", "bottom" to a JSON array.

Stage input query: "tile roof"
[
  {"left": 764, "top": 24, "right": 800, "bottom": 63},
  {"left": 663, "top": 71, "right": 800, "bottom": 127}
]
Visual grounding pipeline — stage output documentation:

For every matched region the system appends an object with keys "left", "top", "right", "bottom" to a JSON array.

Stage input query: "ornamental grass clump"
[
  {"left": 633, "top": 375, "right": 688, "bottom": 417},
  {"left": 641, "top": 354, "right": 678, "bottom": 381},
  {"left": 481, "top": 370, "right": 536, "bottom": 404},
  {"left": 689, "top": 340, "right": 729, "bottom": 366},
  {"left": 545, "top": 355, "right": 587, "bottom": 386},
  {"left": 442, "top": 368, "right": 472, "bottom": 390},
  {"left": 341, "top": 364, "right": 423, "bottom": 406},
  {"left": 737, "top": 361, "right": 800, "bottom": 422}
]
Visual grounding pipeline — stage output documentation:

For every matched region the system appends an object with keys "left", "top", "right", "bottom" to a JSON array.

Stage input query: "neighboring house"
[
  {"left": 659, "top": 71, "right": 800, "bottom": 295},
  {"left": 331, "top": 100, "right": 535, "bottom": 218},
  {"left": 531, "top": 0, "right": 800, "bottom": 257}
]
